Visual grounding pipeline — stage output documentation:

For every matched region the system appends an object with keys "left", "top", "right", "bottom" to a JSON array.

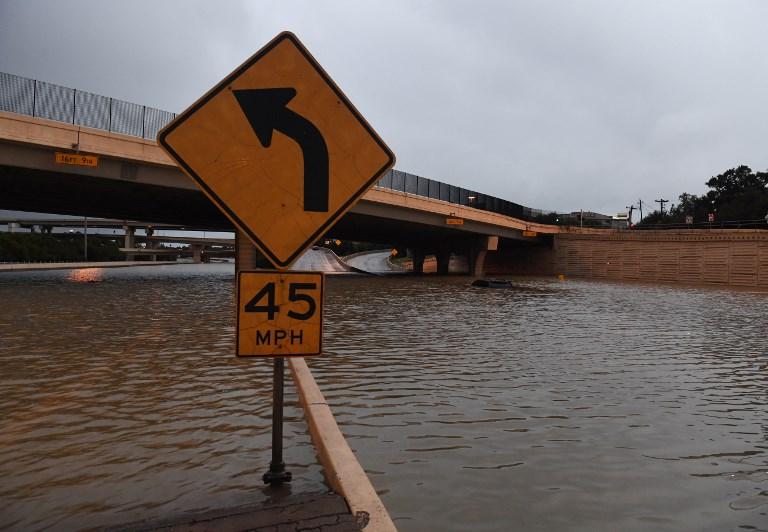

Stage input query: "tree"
[
  {"left": 638, "top": 165, "right": 768, "bottom": 227},
  {"left": 704, "top": 165, "right": 768, "bottom": 221}
]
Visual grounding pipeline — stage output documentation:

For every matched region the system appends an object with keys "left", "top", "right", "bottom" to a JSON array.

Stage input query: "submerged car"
[{"left": 471, "top": 278, "right": 514, "bottom": 288}]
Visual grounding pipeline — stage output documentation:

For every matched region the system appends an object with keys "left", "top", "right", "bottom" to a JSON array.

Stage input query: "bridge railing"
[
  {"left": 1, "top": 70, "right": 565, "bottom": 225},
  {"left": 377, "top": 169, "right": 560, "bottom": 224},
  {"left": 0, "top": 72, "right": 175, "bottom": 141}
]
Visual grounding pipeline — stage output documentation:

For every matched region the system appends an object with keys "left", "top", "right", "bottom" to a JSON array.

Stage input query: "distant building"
[
  {"left": 559, "top": 211, "right": 624, "bottom": 229},
  {"left": 612, "top": 212, "right": 630, "bottom": 229}
]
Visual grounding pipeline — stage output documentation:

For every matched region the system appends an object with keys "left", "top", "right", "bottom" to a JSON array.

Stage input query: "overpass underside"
[
  {"left": 0, "top": 162, "right": 552, "bottom": 271},
  {"left": 0, "top": 164, "right": 227, "bottom": 229},
  {"left": 0, "top": 112, "right": 563, "bottom": 275}
]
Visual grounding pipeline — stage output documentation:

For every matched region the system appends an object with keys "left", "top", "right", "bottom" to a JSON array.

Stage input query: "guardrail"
[{"left": 375, "top": 169, "right": 560, "bottom": 223}]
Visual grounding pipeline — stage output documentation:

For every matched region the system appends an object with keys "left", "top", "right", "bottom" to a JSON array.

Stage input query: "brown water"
[
  {"left": 1, "top": 265, "right": 767, "bottom": 531},
  {"left": 0, "top": 265, "right": 324, "bottom": 531}
]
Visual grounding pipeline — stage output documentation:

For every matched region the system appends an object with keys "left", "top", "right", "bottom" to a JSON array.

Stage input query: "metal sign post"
[
  {"left": 263, "top": 357, "right": 290, "bottom": 485},
  {"left": 238, "top": 269, "right": 324, "bottom": 485}
]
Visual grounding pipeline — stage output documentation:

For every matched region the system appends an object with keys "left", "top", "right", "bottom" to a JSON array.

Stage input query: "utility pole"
[
  {"left": 637, "top": 199, "right": 644, "bottom": 222},
  {"left": 655, "top": 198, "right": 668, "bottom": 215},
  {"left": 625, "top": 205, "right": 635, "bottom": 226}
]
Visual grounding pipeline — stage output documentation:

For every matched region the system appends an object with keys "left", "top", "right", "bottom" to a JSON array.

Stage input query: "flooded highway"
[{"left": 1, "top": 264, "right": 767, "bottom": 531}]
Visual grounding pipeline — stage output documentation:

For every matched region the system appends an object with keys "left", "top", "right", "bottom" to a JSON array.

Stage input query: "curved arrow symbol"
[{"left": 234, "top": 88, "right": 329, "bottom": 212}]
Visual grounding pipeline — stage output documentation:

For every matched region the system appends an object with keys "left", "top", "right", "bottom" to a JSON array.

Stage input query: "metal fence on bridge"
[
  {"left": 0, "top": 71, "right": 562, "bottom": 224},
  {"left": 376, "top": 169, "right": 557, "bottom": 223},
  {"left": 0, "top": 72, "right": 175, "bottom": 140}
]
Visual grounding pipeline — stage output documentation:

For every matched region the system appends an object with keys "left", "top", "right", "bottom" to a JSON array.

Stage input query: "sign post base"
[{"left": 263, "top": 357, "right": 292, "bottom": 486}]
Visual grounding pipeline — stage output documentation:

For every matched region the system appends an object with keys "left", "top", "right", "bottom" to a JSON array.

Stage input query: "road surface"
[
  {"left": 344, "top": 250, "right": 400, "bottom": 274},
  {"left": 291, "top": 247, "right": 351, "bottom": 273}
]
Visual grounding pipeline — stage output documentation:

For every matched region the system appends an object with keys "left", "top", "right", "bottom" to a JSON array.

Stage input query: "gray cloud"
[{"left": 2, "top": 0, "right": 766, "bottom": 216}]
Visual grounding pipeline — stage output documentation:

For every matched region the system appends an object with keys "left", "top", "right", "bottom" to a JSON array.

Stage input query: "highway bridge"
[{"left": 0, "top": 72, "right": 609, "bottom": 275}]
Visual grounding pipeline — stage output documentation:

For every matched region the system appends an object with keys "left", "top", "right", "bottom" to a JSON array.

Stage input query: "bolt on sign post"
[{"left": 157, "top": 32, "right": 395, "bottom": 486}]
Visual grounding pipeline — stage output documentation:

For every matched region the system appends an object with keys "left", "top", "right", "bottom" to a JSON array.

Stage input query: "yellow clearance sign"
[
  {"left": 55, "top": 152, "right": 99, "bottom": 167},
  {"left": 158, "top": 32, "right": 395, "bottom": 269},
  {"left": 237, "top": 271, "right": 323, "bottom": 357}
]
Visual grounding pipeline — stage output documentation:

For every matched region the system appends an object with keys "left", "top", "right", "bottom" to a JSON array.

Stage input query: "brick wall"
[{"left": 486, "top": 230, "right": 768, "bottom": 288}]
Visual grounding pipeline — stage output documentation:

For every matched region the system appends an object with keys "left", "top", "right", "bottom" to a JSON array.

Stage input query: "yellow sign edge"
[
  {"left": 236, "top": 269, "right": 324, "bottom": 357},
  {"left": 157, "top": 31, "right": 396, "bottom": 270}
]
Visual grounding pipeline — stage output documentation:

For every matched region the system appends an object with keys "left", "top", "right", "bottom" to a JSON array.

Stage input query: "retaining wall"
[{"left": 486, "top": 229, "right": 768, "bottom": 289}]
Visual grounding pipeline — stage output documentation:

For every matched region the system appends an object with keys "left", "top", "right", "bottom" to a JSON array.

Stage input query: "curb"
[
  {"left": 288, "top": 358, "right": 397, "bottom": 532},
  {"left": 0, "top": 261, "right": 178, "bottom": 272}
]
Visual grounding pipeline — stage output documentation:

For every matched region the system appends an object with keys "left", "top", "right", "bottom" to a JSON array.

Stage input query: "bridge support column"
[
  {"left": 191, "top": 244, "right": 203, "bottom": 264},
  {"left": 436, "top": 250, "right": 452, "bottom": 275},
  {"left": 123, "top": 225, "right": 136, "bottom": 261},
  {"left": 410, "top": 250, "right": 426, "bottom": 274},
  {"left": 471, "top": 236, "right": 499, "bottom": 277},
  {"left": 145, "top": 229, "right": 157, "bottom": 262},
  {"left": 236, "top": 229, "right": 261, "bottom": 272}
]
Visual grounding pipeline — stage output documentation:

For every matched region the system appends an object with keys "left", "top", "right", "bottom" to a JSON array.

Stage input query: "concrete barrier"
[
  {"left": 0, "top": 260, "right": 178, "bottom": 272},
  {"left": 288, "top": 358, "right": 397, "bottom": 532}
]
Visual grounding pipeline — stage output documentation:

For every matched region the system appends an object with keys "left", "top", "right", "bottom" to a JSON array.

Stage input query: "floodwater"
[
  {"left": 0, "top": 265, "right": 324, "bottom": 531},
  {"left": 1, "top": 264, "right": 768, "bottom": 531}
]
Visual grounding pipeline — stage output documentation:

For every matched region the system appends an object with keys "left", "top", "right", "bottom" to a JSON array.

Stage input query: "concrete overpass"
[
  {"left": 0, "top": 214, "right": 234, "bottom": 262},
  {"left": 0, "top": 74, "right": 610, "bottom": 274},
  {"left": 0, "top": 216, "right": 192, "bottom": 231}
]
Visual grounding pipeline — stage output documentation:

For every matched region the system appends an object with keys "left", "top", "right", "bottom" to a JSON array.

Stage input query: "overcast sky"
[{"left": 1, "top": 0, "right": 766, "bottom": 216}]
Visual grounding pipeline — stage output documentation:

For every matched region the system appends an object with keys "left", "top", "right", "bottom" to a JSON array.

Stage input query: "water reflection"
[{"left": 66, "top": 268, "right": 104, "bottom": 283}]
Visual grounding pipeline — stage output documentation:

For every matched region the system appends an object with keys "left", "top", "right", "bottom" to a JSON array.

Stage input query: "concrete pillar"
[
  {"left": 123, "top": 226, "right": 136, "bottom": 248},
  {"left": 191, "top": 244, "right": 203, "bottom": 264},
  {"left": 410, "top": 250, "right": 426, "bottom": 274},
  {"left": 123, "top": 225, "right": 136, "bottom": 261},
  {"left": 471, "top": 236, "right": 499, "bottom": 277},
  {"left": 145, "top": 228, "right": 156, "bottom": 263},
  {"left": 436, "top": 250, "right": 452, "bottom": 275},
  {"left": 471, "top": 248, "right": 487, "bottom": 277},
  {"left": 236, "top": 229, "right": 262, "bottom": 273}
]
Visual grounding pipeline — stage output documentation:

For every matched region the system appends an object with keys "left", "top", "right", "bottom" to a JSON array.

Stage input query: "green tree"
[
  {"left": 704, "top": 165, "right": 768, "bottom": 221},
  {"left": 638, "top": 165, "right": 768, "bottom": 227}
]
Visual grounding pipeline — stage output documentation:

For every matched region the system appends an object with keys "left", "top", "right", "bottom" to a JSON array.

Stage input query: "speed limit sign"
[{"left": 237, "top": 271, "right": 324, "bottom": 357}]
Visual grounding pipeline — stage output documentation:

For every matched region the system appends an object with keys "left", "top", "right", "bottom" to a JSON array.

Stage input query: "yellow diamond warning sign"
[
  {"left": 158, "top": 32, "right": 395, "bottom": 269},
  {"left": 237, "top": 271, "right": 323, "bottom": 357}
]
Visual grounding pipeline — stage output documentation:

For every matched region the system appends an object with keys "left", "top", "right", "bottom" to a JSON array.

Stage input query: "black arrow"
[{"left": 233, "top": 88, "right": 329, "bottom": 212}]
